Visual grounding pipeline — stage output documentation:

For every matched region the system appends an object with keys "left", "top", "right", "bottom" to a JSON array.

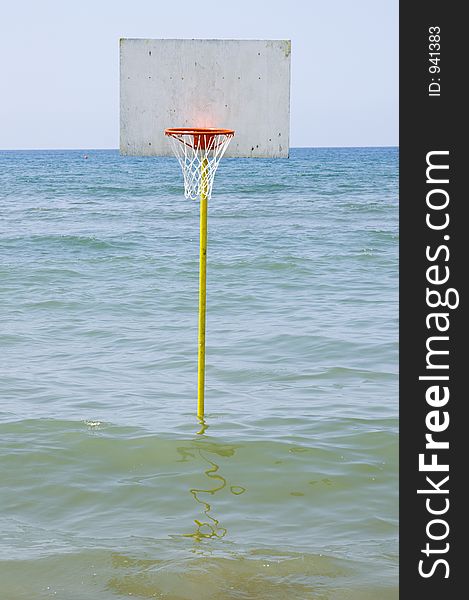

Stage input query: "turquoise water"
[{"left": 0, "top": 148, "right": 398, "bottom": 599}]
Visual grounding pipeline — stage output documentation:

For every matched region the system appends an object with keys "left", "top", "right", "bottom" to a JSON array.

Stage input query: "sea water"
[{"left": 0, "top": 148, "right": 398, "bottom": 599}]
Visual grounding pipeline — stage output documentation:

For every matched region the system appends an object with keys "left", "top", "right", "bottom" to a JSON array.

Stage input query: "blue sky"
[{"left": 0, "top": 0, "right": 398, "bottom": 149}]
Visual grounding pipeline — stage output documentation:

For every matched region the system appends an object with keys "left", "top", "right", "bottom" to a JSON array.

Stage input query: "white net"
[{"left": 166, "top": 131, "right": 234, "bottom": 200}]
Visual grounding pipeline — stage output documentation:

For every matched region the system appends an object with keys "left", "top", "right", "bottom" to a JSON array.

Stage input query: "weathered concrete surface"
[{"left": 120, "top": 39, "right": 291, "bottom": 158}]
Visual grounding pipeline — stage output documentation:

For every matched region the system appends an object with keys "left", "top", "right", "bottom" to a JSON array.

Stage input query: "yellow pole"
[{"left": 197, "top": 158, "right": 208, "bottom": 418}]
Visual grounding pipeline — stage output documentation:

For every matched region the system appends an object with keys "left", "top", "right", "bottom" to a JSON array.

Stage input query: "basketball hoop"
[
  {"left": 165, "top": 128, "right": 234, "bottom": 200},
  {"left": 165, "top": 127, "right": 234, "bottom": 420}
]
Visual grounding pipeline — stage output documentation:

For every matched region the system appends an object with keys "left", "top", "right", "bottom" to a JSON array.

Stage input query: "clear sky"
[{"left": 0, "top": 0, "right": 398, "bottom": 149}]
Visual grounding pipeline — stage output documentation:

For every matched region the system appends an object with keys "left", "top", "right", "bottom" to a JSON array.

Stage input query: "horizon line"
[{"left": 0, "top": 144, "right": 399, "bottom": 152}]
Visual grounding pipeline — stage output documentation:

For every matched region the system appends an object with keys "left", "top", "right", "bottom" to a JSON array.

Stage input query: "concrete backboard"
[{"left": 120, "top": 39, "right": 291, "bottom": 158}]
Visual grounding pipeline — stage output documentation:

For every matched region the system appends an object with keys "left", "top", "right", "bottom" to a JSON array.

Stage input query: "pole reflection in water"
[{"left": 176, "top": 418, "right": 246, "bottom": 542}]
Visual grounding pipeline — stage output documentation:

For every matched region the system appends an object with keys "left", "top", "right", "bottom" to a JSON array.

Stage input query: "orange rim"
[
  {"left": 165, "top": 127, "right": 234, "bottom": 137},
  {"left": 165, "top": 127, "right": 234, "bottom": 151}
]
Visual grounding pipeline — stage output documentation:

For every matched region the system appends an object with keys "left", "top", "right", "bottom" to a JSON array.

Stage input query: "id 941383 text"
[{"left": 428, "top": 26, "right": 441, "bottom": 97}]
